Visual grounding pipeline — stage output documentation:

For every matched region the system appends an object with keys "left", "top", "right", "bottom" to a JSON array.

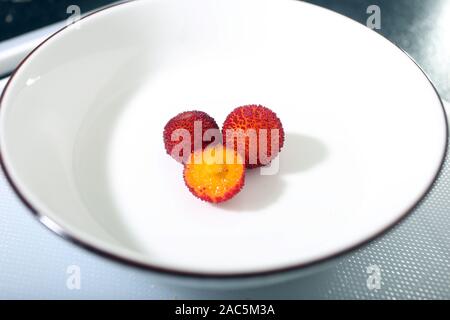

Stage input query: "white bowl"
[{"left": 0, "top": 0, "right": 447, "bottom": 287}]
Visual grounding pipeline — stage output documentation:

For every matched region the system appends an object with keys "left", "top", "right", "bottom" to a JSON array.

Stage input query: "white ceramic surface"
[{"left": 0, "top": 0, "right": 447, "bottom": 278}]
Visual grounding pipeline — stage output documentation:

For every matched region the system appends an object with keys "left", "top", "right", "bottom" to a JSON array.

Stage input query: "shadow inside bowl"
[
  {"left": 73, "top": 54, "right": 153, "bottom": 253},
  {"left": 218, "top": 132, "right": 328, "bottom": 212}
]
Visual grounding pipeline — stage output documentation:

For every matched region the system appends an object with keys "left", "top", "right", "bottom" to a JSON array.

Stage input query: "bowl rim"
[{"left": 0, "top": 0, "right": 448, "bottom": 280}]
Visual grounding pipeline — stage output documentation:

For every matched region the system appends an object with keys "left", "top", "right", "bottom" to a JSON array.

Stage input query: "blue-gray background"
[{"left": 0, "top": 0, "right": 449, "bottom": 299}]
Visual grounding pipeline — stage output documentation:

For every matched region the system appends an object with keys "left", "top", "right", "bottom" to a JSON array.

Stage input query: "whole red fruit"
[
  {"left": 163, "top": 110, "right": 219, "bottom": 163},
  {"left": 222, "top": 105, "right": 284, "bottom": 168}
]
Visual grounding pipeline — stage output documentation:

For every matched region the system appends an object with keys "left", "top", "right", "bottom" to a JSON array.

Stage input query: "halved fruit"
[{"left": 183, "top": 144, "right": 245, "bottom": 203}]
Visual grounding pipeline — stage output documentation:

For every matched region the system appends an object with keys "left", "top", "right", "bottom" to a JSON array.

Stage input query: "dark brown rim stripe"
[{"left": 0, "top": 0, "right": 448, "bottom": 280}]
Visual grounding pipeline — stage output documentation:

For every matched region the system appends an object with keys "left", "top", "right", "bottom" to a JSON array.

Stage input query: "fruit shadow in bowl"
[{"left": 218, "top": 133, "right": 328, "bottom": 211}]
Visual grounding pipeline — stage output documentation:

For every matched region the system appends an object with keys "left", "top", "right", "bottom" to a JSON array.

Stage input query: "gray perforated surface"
[{"left": 324, "top": 149, "right": 450, "bottom": 299}]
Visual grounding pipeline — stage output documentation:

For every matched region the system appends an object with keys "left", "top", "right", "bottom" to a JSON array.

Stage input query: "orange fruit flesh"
[{"left": 184, "top": 146, "right": 245, "bottom": 203}]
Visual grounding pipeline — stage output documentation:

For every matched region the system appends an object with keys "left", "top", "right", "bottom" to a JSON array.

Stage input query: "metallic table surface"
[{"left": 1, "top": 0, "right": 450, "bottom": 299}]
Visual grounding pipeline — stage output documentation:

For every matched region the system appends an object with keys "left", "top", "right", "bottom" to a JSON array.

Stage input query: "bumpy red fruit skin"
[
  {"left": 163, "top": 110, "right": 219, "bottom": 163},
  {"left": 222, "top": 105, "right": 285, "bottom": 168}
]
